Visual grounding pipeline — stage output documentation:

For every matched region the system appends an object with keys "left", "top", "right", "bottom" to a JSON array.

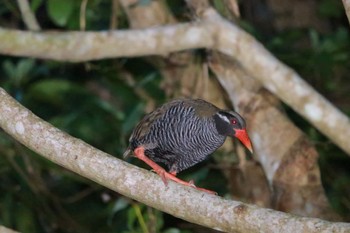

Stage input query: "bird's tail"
[{"left": 123, "top": 147, "right": 132, "bottom": 158}]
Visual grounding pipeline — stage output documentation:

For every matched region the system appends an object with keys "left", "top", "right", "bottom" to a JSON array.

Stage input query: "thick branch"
[
  {"left": 0, "top": 89, "right": 349, "bottom": 232},
  {"left": 209, "top": 53, "right": 339, "bottom": 220},
  {"left": 0, "top": 25, "right": 212, "bottom": 62},
  {"left": 201, "top": 9, "right": 350, "bottom": 156}
]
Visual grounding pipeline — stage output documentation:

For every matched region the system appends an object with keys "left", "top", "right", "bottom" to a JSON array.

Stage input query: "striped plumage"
[{"left": 124, "top": 98, "right": 253, "bottom": 193}]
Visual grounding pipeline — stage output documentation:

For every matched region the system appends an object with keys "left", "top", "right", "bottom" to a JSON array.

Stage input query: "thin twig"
[
  {"left": 80, "top": 0, "right": 88, "bottom": 31},
  {"left": 16, "top": 0, "right": 40, "bottom": 31}
]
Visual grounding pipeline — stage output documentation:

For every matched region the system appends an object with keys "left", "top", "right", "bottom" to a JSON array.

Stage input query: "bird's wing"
[
  {"left": 123, "top": 100, "right": 183, "bottom": 157},
  {"left": 187, "top": 99, "right": 219, "bottom": 118},
  {"left": 128, "top": 99, "right": 185, "bottom": 142},
  {"left": 125, "top": 98, "right": 219, "bottom": 156},
  {"left": 130, "top": 99, "right": 219, "bottom": 138}
]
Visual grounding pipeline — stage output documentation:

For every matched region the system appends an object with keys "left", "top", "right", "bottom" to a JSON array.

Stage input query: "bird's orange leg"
[{"left": 133, "top": 147, "right": 216, "bottom": 195}]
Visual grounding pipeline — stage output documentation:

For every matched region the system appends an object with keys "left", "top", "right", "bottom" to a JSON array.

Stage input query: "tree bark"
[
  {"left": 209, "top": 53, "right": 339, "bottom": 220},
  {"left": 0, "top": 87, "right": 349, "bottom": 232}
]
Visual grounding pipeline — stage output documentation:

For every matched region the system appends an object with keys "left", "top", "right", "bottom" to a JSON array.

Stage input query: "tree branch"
[
  {"left": 1, "top": 89, "right": 349, "bottom": 232},
  {"left": 201, "top": 9, "right": 350, "bottom": 156},
  {"left": 16, "top": 0, "right": 41, "bottom": 31},
  {"left": 0, "top": 9, "right": 349, "bottom": 157},
  {"left": 0, "top": 24, "right": 212, "bottom": 62},
  {"left": 0, "top": 225, "right": 19, "bottom": 233},
  {"left": 209, "top": 52, "right": 339, "bottom": 220}
]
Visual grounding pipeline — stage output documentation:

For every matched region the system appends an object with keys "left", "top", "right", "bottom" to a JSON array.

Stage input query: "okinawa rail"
[{"left": 124, "top": 99, "right": 253, "bottom": 194}]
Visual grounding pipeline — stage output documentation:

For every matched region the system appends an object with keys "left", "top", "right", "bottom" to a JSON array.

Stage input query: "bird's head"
[{"left": 213, "top": 111, "right": 253, "bottom": 153}]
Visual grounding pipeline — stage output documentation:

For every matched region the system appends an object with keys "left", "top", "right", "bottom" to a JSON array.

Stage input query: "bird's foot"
[
  {"left": 187, "top": 179, "right": 217, "bottom": 195},
  {"left": 162, "top": 174, "right": 217, "bottom": 194},
  {"left": 193, "top": 186, "right": 217, "bottom": 195},
  {"left": 152, "top": 169, "right": 216, "bottom": 194},
  {"left": 134, "top": 147, "right": 216, "bottom": 195}
]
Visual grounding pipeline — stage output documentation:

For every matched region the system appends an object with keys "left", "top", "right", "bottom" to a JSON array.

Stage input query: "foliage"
[{"left": 0, "top": 0, "right": 350, "bottom": 232}]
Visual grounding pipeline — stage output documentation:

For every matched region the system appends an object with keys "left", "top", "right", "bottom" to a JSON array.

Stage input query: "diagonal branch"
[
  {"left": 0, "top": 87, "right": 349, "bottom": 232},
  {"left": 16, "top": 0, "right": 41, "bottom": 31},
  {"left": 209, "top": 52, "right": 339, "bottom": 219}
]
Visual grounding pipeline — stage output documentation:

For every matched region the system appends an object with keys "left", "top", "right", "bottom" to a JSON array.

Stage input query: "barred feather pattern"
[{"left": 129, "top": 100, "right": 226, "bottom": 173}]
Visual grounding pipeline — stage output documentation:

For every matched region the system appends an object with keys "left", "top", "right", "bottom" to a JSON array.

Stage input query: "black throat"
[{"left": 213, "top": 112, "right": 233, "bottom": 136}]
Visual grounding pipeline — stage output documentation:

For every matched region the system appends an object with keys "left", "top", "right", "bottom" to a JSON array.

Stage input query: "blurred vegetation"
[{"left": 0, "top": 0, "right": 350, "bottom": 232}]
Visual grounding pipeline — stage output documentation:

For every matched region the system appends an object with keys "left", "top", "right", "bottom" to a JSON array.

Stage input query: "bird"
[{"left": 123, "top": 98, "right": 253, "bottom": 194}]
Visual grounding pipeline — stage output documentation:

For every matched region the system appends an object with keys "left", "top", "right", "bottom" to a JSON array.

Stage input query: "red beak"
[{"left": 234, "top": 128, "right": 253, "bottom": 153}]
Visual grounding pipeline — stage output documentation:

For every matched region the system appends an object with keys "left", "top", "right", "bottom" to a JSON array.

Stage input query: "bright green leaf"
[{"left": 47, "top": 0, "right": 75, "bottom": 26}]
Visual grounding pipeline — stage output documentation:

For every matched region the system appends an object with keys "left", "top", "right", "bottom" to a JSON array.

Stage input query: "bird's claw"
[
  {"left": 150, "top": 168, "right": 216, "bottom": 195},
  {"left": 188, "top": 179, "right": 196, "bottom": 187},
  {"left": 151, "top": 169, "right": 169, "bottom": 186}
]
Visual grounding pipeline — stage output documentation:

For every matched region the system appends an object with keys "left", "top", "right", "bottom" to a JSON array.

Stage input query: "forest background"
[{"left": 0, "top": 0, "right": 350, "bottom": 232}]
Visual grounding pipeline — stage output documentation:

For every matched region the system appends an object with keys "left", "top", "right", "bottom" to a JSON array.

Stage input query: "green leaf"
[
  {"left": 16, "top": 59, "right": 35, "bottom": 80},
  {"left": 47, "top": 0, "right": 75, "bottom": 26},
  {"left": 17, "top": 206, "right": 37, "bottom": 233},
  {"left": 319, "top": 0, "right": 343, "bottom": 18},
  {"left": 126, "top": 206, "right": 137, "bottom": 230},
  {"left": 2, "top": 59, "right": 35, "bottom": 86},
  {"left": 27, "top": 79, "right": 73, "bottom": 105},
  {"left": 30, "top": 0, "right": 43, "bottom": 12},
  {"left": 2, "top": 60, "right": 16, "bottom": 79},
  {"left": 309, "top": 29, "right": 320, "bottom": 50}
]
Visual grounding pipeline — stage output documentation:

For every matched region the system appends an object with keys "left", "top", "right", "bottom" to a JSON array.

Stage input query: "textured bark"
[
  {"left": 0, "top": 10, "right": 349, "bottom": 157},
  {"left": 185, "top": 0, "right": 271, "bottom": 207},
  {"left": 119, "top": 0, "right": 176, "bottom": 28},
  {"left": 228, "top": 158, "right": 271, "bottom": 208},
  {"left": 0, "top": 25, "right": 213, "bottom": 62},
  {"left": 1, "top": 87, "right": 350, "bottom": 232},
  {"left": 209, "top": 53, "right": 340, "bottom": 220}
]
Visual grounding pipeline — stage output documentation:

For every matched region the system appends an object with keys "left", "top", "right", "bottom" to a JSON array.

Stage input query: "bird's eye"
[{"left": 231, "top": 119, "right": 237, "bottom": 125}]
